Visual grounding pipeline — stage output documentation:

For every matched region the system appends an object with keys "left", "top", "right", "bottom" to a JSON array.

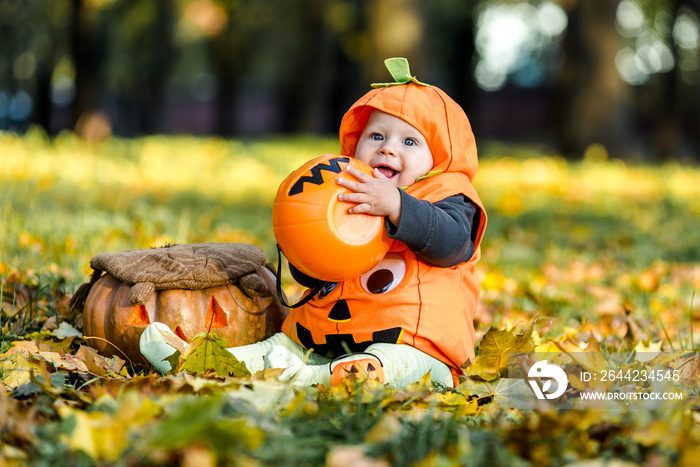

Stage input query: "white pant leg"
[
  {"left": 226, "top": 332, "right": 301, "bottom": 373},
  {"left": 365, "top": 343, "right": 454, "bottom": 389},
  {"left": 227, "top": 332, "right": 331, "bottom": 378}
]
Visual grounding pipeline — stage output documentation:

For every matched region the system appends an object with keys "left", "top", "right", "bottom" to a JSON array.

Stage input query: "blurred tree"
[
  {"left": 202, "top": 0, "right": 265, "bottom": 135},
  {"left": 274, "top": 0, "right": 368, "bottom": 134},
  {"left": 0, "top": 0, "right": 72, "bottom": 132},
  {"left": 425, "top": 0, "right": 478, "bottom": 118},
  {"left": 553, "top": 0, "right": 700, "bottom": 159},
  {"left": 366, "top": 0, "right": 425, "bottom": 80},
  {"left": 2, "top": 0, "right": 698, "bottom": 161},
  {"left": 99, "top": 0, "right": 175, "bottom": 135},
  {"left": 553, "top": 0, "right": 630, "bottom": 158},
  {"left": 71, "top": 0, "right": 98, "bottom": 131},
  {"left": 635, "top": 0, "right": 700, "bottom": 161}
]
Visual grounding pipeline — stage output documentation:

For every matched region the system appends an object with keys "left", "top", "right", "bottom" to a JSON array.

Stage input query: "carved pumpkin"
[
  {"left": 330, "top": 354, "right": 385, "bottom": 386},
  {"left": 273, "top": 154, "right": 392, "bottom": 282},
  {"left": 82, "top": 265, "right": 286, "bottom": 365}
]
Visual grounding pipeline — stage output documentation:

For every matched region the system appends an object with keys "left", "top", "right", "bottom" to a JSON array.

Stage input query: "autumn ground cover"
[{"left": 1, "top": 129, "right": 700, "bottom": 466}]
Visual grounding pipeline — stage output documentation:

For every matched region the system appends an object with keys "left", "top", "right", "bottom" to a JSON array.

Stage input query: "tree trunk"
[
  {"left": 70, "top": 0, "right": 95, "bottom": 129},
  {"left": 141, "top": 0, "right": 174, "bottom": 134},
  {"left": 554, "top": 0, "right": 630, "bottom": 158}
]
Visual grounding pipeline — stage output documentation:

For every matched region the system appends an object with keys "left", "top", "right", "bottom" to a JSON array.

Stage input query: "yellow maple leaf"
[
  {"left": 1, "top": 356, "right": 39, "bottom": 389},
  {"left": 467, "top": 325, "right": 535, "bottom": 381}
]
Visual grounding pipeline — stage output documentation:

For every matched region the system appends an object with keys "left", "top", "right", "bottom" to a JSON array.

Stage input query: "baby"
[{"left": 141, "top": 58, "right": 487, "bottom": 388}]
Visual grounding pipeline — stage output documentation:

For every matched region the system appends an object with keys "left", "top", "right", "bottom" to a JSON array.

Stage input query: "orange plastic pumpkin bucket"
[{"left": 273, "top": 154, "right": 392, "bottom": 282}]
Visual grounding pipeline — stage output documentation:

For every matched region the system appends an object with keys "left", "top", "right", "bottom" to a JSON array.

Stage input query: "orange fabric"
[
  {"left": 339, "top": 84, "right": 479, "bottom": 182},
  {"left": 281, "top": 81, "right": 487, "bottom": 381}
]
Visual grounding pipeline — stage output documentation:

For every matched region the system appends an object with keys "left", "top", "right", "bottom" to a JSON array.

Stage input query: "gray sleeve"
[{"left": 385, "top": 189, "right": 480, "bottom": 267}]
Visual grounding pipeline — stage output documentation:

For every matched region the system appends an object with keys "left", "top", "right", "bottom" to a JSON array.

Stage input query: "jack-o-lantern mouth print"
[
  {"left": 360, "top": 254, "right": 406, "bottom": 294},
  {"left": 288, "top": 156, "right": 349, "bottom": 196},
  {"left": 295, "top": 320, "right": 403, "bottom": 358}
]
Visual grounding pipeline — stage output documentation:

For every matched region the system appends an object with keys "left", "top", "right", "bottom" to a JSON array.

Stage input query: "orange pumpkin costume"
[{"left": 282, "top": 59, "right": 487, "bottom": 382}]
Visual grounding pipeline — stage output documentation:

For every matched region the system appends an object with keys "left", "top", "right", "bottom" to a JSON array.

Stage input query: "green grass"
[
  {"left": 1, "top": 129, "right": 339, "bottom": 279},
  {"left": 2, "top": 128, "right": 700, "bottom": 334},
  {"left": 2, "top": 129, "right": 700, "bottom": 466}
]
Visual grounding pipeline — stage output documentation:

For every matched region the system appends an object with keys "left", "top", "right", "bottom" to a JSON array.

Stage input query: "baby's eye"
[
  {"left": 403, "top": 138, "right": 416, "bottom": 146},
  {"left": 371, "top": 133, "right": 384, "bottom": 141}
]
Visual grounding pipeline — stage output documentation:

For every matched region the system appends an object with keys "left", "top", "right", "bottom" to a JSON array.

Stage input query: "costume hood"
[{"left": 339, "top": 59, "right": 478, "bottom": 183}]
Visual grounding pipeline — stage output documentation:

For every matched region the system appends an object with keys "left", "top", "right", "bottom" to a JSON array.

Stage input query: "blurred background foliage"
[{"left": 0, "top": 0, "right": 698, "bottom": 160}]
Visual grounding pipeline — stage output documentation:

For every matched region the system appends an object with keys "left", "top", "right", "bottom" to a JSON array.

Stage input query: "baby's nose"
[{"left": 379, "top": 142, "right": 397, "bottom": 156}]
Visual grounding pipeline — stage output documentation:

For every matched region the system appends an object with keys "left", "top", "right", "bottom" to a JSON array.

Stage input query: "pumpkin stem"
[{"left": 370, "top": 57, "right": 431, "bottom": 88}]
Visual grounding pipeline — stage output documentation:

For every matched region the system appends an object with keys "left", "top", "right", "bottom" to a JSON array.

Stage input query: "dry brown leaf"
[{"left": 75, "top": 345, "right": 126, "bottom": 377}]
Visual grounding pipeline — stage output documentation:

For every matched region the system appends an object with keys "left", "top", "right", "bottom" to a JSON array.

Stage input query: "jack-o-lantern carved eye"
[
  {"left": 360, "top": 254, "right": 406, "bottom": 294},
  {"left": 205, "top": 296, "right": 228, "bottom": 328},
  {"left": 128, "top": 304, "right": 150, "bottom": 326}
]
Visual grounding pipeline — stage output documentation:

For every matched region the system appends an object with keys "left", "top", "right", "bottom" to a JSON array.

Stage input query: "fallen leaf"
[
  {"left": 75, "top": 345, "right": 126, "bottom": 377},
  {"left": 52, "top": 321, "right": 82, "bottom": 339},
  {"left": 36, "top": 350, "right": 90, "bottom": 373},
  {"left": 554, "top": 334, "right": 609, "bottom": 376},
  {"left": 0, "top": 355, "right": 41, "bottom": 389},
  {"left": 648, "top": 351, "right": 700, "bottom": 389},
  {"left": 467, "top": 325, "right": 535, "bottom": 381},
  {"left": 57, "top": 391, "right": 160, "bottom": 461},
  {"left": 631, "top": 420, "right": 677, "bottom": 448},
  {"left": 180, "top": 333, "right": 250, "bottom": 378},
  {"left": 634, "top": 340, "right": 663, "bottom": 356},
  {"left": 181, "top": 443, "right": 216, "bottom": 467},
  {"left": 456, "top": 377, "right": 516, "bottom": 413},
  {"left": 40, "top": 316, "right": 59, "bottom": 331}
]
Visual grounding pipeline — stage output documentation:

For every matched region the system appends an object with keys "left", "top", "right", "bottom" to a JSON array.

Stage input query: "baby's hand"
[{"left": 337, "top": 165, "right": 402, "bottom": 226}]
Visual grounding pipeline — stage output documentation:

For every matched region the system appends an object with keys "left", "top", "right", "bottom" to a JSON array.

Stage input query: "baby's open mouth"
[{"left": 376, "top": 166, "right": 398, "bottom": 179}]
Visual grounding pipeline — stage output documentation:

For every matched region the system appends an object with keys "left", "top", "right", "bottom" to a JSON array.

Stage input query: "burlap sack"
[{"left": 70, "top": 243, "right": 271, "bottom": 310}]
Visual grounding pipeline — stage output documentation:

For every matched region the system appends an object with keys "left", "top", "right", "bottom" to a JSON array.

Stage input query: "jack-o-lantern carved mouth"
[{"left": 128, "top": 304, "right": 150, "bottom": 326}]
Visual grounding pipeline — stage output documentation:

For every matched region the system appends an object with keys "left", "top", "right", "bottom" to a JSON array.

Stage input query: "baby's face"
[{"left": 354, "top": 110, "right": 434, "bottom": 188}]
